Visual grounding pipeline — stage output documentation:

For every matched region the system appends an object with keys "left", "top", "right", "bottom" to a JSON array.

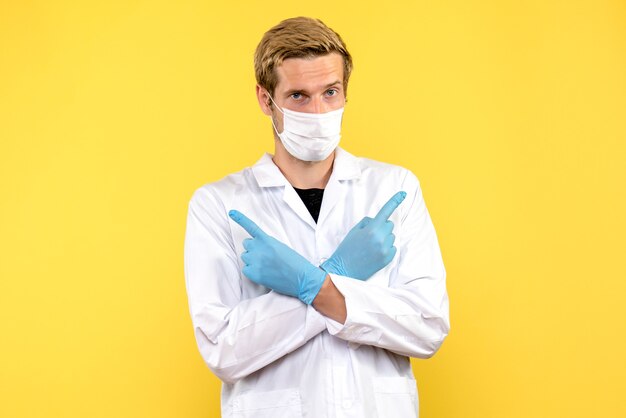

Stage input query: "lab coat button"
[{"left": 342, "top": 400, "right": 353, "bottom": 409}]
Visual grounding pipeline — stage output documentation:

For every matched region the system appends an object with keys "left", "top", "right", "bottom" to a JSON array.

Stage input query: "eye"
[
  {"left": 290, "top": 92, "right": 302, "bottom": 100},
  {"left": 326, "top": 89, "right": 338, "bottom": 97}
]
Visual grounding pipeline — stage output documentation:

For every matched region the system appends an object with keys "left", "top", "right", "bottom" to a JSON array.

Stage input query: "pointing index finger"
[
  {"left": 229, "top": 210, "right": 265, "bottom": 238},
  {"left": 373, "top": 191, "right": 407, "bottom": 224}
]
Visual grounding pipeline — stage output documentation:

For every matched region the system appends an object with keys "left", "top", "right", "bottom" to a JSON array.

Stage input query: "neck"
[{"left": 272, "top": 140, "right": 335, "bottom": 189}]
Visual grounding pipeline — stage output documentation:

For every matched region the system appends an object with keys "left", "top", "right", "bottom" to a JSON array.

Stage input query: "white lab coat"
[{"left": 184, "top": 146, "right": 450, "bottom": 418}]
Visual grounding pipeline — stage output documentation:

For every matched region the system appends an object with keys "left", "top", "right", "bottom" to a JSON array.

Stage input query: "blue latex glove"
[
  {"left": 229, "top": 210, "right": 327, "bottom": 305},
  {"left": 320, "top": 191, "right": 407, "bottom": 280}
]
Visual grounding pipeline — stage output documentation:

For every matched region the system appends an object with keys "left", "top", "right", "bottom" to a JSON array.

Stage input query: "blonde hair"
[{"left": 254, "top": 17, "right": 353, "bottom": 99}]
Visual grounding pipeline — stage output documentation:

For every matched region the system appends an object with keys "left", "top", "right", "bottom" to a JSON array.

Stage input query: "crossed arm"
[{"left": 184, "top": 174, "right": 449, "bottom": 383}]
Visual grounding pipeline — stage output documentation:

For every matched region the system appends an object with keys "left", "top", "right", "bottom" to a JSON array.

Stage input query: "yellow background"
[{"left": 1, "top": 0, "right": 625, "bottom": 417}]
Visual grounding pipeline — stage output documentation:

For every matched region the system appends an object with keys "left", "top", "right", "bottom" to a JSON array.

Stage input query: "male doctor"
[{"left": 184, "top": 16, "right": 450, "bottom": 417}]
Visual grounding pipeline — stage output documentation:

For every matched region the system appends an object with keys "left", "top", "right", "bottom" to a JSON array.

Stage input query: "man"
[{"left": 184, "top": 16, "right": 450, "bottom": 417}]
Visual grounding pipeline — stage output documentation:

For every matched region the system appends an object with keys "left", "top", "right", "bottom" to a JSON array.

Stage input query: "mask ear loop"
[
  {"left": 266, "top": 92, "right": 284, "bottom": 136},
  {"left": 267, "top": 93, "right": 285, "bottom": 114},
  {"left": 270, "top": 115, "right": 282, "bottom": 137}
]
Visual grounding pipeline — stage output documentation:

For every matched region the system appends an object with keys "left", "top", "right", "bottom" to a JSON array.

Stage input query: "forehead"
[{"left": 274, "top": 52, "right": 344, "bottom": 92}]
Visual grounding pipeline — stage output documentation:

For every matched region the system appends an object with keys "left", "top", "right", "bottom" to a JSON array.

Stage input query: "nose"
[{"left": 310, "top": 97, "right": 328, "bottom": 114}]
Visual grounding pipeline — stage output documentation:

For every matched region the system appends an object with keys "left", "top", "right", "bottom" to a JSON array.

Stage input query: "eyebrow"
[{"left": 284, "top": 80, "right": 343, "bottom": 95}]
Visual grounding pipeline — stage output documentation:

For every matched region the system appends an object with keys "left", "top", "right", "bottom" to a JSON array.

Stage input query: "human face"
[{"left": 256, "top": 52, "right": 346, "bottom": 136}]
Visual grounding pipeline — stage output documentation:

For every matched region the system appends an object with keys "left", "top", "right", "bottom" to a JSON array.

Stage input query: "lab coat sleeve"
[
  {"left": 323, "top": 170, "right": 450, "bottom": 358},
  {"left": 184, "top": 186, "right": 327, "bottom": 384}
]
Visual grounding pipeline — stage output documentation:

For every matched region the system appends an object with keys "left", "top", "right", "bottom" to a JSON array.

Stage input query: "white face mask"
[{"left": 268, "top": 94, "right": 345, "bottom": 162}]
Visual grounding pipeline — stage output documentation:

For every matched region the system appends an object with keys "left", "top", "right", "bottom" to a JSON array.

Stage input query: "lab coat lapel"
[
  {"left": 251, "top": 152, "right": 317, "bottom": 230},
  {"left": 317, "top": 147, "right": 361, "bottom": 228},
  {"left": 317, "top": 173, "right": 343, "bottom": 229},
  {"left": 283, "top": 185, "right": 317, "bottom": 230}
]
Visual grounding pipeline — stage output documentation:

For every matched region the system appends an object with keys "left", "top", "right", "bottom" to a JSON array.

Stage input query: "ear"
[{"left": 256, "top": 84, "right": 272, "bottom": 116}]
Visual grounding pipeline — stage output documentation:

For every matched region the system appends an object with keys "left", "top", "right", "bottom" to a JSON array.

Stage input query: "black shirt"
[{"left": 293, "top": 187, "right": 324, "bottom": 223}]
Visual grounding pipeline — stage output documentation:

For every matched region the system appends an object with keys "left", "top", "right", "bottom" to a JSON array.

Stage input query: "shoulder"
[
  {"left": 188, "top": 166, "right": 252, "bottom": 211},
  {"left": 356, "top": 155, "right": 421, "bottom": 190}
]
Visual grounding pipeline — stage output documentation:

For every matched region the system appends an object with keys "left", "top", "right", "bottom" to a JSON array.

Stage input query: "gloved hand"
[
  {"left": 320, "top": 191, "right": 407, "bottom": 280},
  {"left": 229, "top": 209, "right": 327, "bottom": 305}
]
